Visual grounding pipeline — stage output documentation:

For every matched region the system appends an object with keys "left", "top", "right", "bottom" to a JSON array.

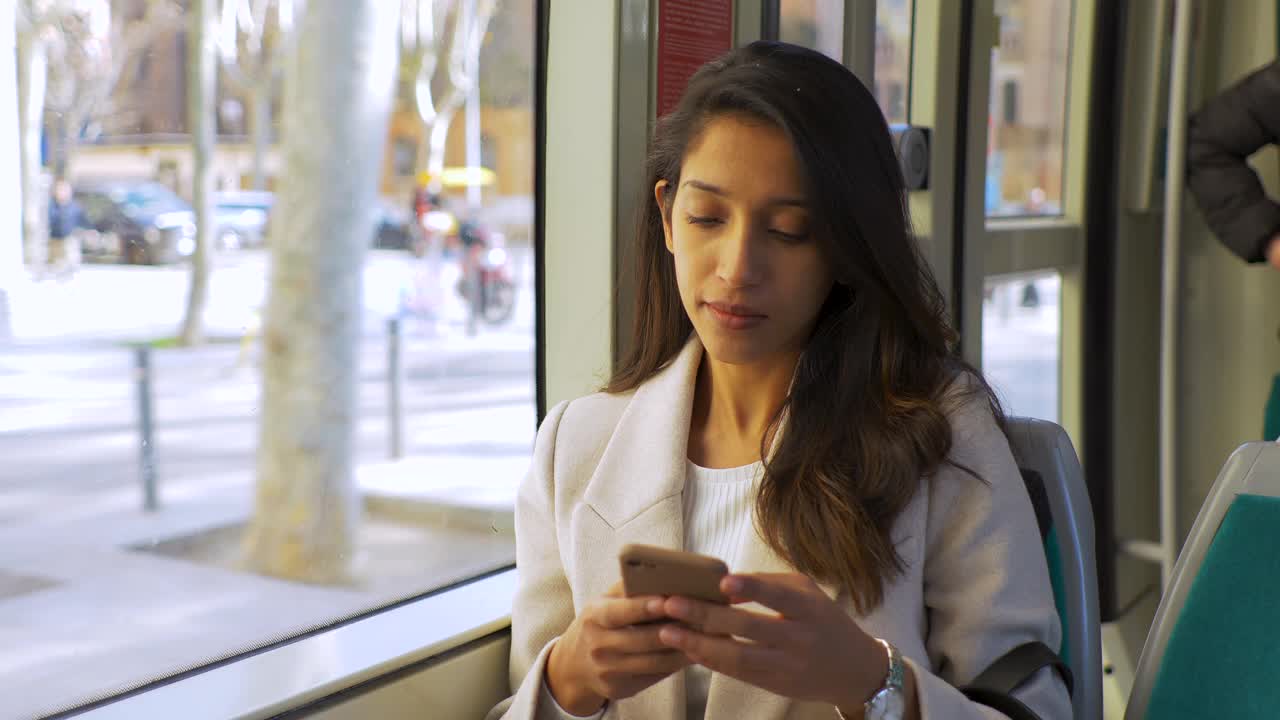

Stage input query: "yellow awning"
[{"left": 417, "top": 166, "right": 497, "bottom": 188}]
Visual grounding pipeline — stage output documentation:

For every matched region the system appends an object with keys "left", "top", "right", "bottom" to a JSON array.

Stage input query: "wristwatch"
[{"left": 838, "top": 638, "right": 905, "bottom": 720}]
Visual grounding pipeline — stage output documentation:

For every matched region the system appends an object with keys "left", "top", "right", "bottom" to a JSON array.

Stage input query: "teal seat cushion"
[
  {"left": 1146, "top": 494, "right": 1280, "bottom": 718},
  {"left": 1043, "top": 526, "right": 1070, "bottom": 667},
  {"left": 1020, "top": 468, "right": 1070, "bottom": 663}
]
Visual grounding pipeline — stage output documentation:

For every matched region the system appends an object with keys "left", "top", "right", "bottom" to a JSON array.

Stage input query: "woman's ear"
[{"left": 655, "top": 180, "right": 675, "bottom": 254}]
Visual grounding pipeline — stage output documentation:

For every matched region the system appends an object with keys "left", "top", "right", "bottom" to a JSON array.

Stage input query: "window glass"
[
  {"left": 780, "top": 0, "right": 844, "bottom": 62},
  {"left": 2, "top": 0, "right": 535, "bottom": 715},
  {"left": 982, "top": 272, "right": 1061, "bottom": 422},
  {"left": 985, "top": 0, "right": 1072, "bottom": 217},
  {"left": 781, "top": 0, "right": 913, "bottom": 125},
  {"left": 874, "top": 0, "right": 913, "bottom": 125}
]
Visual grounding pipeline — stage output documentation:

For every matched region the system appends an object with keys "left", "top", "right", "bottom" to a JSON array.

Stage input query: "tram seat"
[
  {"left": 1005, "top": 416, "right": 1102, "bottom": 720},
  {"left": 1124, "top": 441, "right": 1280, "bottom": 719}
]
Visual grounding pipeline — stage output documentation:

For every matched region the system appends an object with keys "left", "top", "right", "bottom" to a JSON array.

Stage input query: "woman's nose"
[{"left": 716, "top": 224, "right": 763, "bottom": 288}]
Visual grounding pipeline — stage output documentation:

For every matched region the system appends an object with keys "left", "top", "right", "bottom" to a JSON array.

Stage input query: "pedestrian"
[{"left": 46, "top": 178, "right": 86, "bottom": 278}]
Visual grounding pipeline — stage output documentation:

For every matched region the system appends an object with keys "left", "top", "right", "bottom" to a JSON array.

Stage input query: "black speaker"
[{"left": 890, "top": 123, "right": 931, "bottom": 191}]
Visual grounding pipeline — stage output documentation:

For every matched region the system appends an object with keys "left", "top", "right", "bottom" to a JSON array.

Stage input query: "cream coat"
[{"left": 487, "top": 337, "right": 1072, "bottom": 720}]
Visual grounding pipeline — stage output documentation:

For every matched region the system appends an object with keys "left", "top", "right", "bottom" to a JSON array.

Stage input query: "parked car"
[
  {"left": 75, "top": 180, "right": 196, "bottom": 265},
  {"left": 213, "top": 190, "right": 274, "bottom": 249},
  {"left": 209, "top": 193, "right": 406, "bottom": 250}
]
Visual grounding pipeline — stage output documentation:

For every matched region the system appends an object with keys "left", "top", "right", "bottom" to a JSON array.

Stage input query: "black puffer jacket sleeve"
[{"left": 1187, "top": 59, "right": 1280, "bottom": 263}]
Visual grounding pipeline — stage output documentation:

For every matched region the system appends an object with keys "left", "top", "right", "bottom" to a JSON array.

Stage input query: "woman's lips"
[{"left": 705, "top": 301, "right": 766, "bottom": 330}]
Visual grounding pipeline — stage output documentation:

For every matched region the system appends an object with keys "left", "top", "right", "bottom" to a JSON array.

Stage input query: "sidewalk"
[{"left": 2, "top": 247, "right": 535, "bottom": 349}]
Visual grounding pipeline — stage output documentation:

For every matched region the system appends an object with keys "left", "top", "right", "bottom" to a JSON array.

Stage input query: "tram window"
[
  {"left": 982, "top": 272, "right": 1061, "bottom": 422},
  {"left": 780, "top": 1, "right": 913, "bottom": 124},
  {"left": 874, "top": 0, "right": 913, "bottom": 125},
  {"left": 2, "top": 0, "right": 535, "bottom": 716},
  {"left": 780, "top": 0, "right": 844, "bottom": 61},
  {"left": 986, "top": 0, "right": 1072, "bottom": 217}
]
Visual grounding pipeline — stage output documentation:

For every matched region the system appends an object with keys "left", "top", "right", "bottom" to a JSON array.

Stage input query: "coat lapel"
[
  {"left": 579, "top": 336, "right": 703, "bottom": 720},
  {"left": 581, "top": 335, "right": 702, "bottom": 538}
]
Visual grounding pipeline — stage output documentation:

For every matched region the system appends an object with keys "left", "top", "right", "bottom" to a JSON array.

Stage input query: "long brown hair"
[{"left": 605, "top": 41, "right": 1005, "bottom": 613}]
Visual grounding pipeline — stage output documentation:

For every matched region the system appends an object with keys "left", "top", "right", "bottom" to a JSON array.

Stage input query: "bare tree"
[
  {"left": 16, "top": 0, "right": 68, "bottom": 267},
  {"left": 243, "top": 0, "right": 399, "bottom": 583},
  {"left": 42, "top": 0, "right": 182, "bottom": 175},
  {"left": 178, "top": 0, "right": 217, "bottom": 346},
  {"left": 14, "top": 0, "right": 180, "bottom": 266},
  {"left": 3, "top": 0, "right": 28, "bottom": 337},
  {"left": 217, "top": 0, "right": 298, "bottom": 190},
  {"left": 400, "top": 0, "right": 499, "bottom": 188}
]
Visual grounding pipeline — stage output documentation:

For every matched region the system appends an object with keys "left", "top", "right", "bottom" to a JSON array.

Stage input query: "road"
[{"left": 982, "top": 274, "right": 1062, "bottom": 424}]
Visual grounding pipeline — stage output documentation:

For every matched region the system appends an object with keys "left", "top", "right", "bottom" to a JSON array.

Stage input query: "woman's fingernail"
[
  {"left": 660, "top": 626, "right": 684, "bottom": 645},
  {"left": 668, "top": 597, "right": 690, "bottom": 617},
  {"left": 722, "top": 576, "right": 743, "bottom": 594},
  {"left": 647, "top": 598, "right": 663, "bottom": 614}
]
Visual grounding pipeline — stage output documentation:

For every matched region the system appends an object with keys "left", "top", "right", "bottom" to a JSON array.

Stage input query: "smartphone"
[{"left": 619, "top": 543, "right": 730, "bottom": 604}]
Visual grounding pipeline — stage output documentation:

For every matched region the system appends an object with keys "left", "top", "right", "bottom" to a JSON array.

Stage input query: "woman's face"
[{"left": 658, "top": 115, "right": 835, "bottom": 367}]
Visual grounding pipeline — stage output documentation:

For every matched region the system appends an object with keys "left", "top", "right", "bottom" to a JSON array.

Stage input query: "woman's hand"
[
  {"left": 545, "top": 582, "right": 691, "bottom": 715},
  {"left": 657, "top": 573, "right": 918, "bottom": 718}
]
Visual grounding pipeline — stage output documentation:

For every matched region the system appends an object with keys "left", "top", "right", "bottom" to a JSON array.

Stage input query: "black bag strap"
[
  {"left": 959, "top": 641, "right": 1074, "bottom": 720},
  {"left": 958, "top": 687, "right": 1044, "bottom": 720}
]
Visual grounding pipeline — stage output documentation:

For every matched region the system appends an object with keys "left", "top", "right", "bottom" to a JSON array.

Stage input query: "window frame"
[
  {"left": 975, "top": 0, "right": 1097, "bottom": 449},
  {"left": 70, "top": 571, "right": 518, "bottom": 720}
]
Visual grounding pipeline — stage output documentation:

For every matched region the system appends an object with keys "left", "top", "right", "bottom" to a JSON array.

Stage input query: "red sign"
[{"left": 656, "top": 0, "right": 734, "bottom": 117}]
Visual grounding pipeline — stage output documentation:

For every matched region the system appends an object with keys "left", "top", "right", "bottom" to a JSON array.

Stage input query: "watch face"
[{"left": 867, "top": 688, "right": 906, "bottom": 720}]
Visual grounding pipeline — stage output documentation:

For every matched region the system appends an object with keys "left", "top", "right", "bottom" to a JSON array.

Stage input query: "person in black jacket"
[
  {"left": 1187, "top": 59, "right": 1280, "bottom": 270},
  {"left": 46, "top": 179, "right": 86, "bottom": 276}
]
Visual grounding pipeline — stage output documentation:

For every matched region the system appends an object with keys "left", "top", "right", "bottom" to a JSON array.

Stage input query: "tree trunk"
[
  {"left": 249, "top": 78, "right": 271, "bottom": 190},
  {"left": 180, "top": 0, "right": 218, "bottom": 346},
  {"left": 2, "top": 8, "right": 26, "bottom": 339},
  {"left": 415, "top": 108, "right": 433, "bottom": 177},
  {"left": 420, "top": 0, "right": 500, "bottom": 186},
  {"left": 16, "top": 30, "right": 47, "bottom": 268},
  {"left": 425, "top": 102, "right": 461, "bottom": 183},
  {"left": 463, "top": 6, "right": 481, "bottom": 210},
  {"left": 243, "top": 0, "right": 399, "bottom": 584}
]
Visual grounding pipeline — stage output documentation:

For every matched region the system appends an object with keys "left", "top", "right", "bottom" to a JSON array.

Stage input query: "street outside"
[
  {"left": 0, "top": 247, "right": 536, "bottom": 720},
  {"left": 983, "top": 272, "right": 1062, "bottom": 425}
]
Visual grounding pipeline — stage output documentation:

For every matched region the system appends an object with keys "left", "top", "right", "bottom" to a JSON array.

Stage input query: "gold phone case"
[{"left": 619, "top": 543, "right": 729, "bottom": 604}]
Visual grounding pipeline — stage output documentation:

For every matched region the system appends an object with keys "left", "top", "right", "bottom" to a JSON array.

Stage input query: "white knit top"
[{"left": 540, "top": 460, "right": 761, "bottom": 720}]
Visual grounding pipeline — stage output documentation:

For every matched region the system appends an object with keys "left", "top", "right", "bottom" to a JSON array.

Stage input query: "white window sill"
[{"left": 74, "top": 569, "right": 518, "bottom": 720}]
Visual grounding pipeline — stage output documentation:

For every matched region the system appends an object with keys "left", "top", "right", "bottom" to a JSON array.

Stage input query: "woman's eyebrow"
[{"left": 681, "top": 179, "right": 808, "bottom": 208}]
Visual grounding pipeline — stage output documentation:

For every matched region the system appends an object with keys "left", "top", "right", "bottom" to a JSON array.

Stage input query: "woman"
[{"left": 488, "top": 42, "right": 1070, "bottom": 720}]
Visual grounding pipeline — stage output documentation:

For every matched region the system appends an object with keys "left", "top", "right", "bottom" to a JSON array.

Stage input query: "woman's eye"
[
  {"left": 686, "top": 215, "right": 722, "bottom": 227},
  {"left": 771, "top": 229, "right": 810, "bottom": 243}
]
